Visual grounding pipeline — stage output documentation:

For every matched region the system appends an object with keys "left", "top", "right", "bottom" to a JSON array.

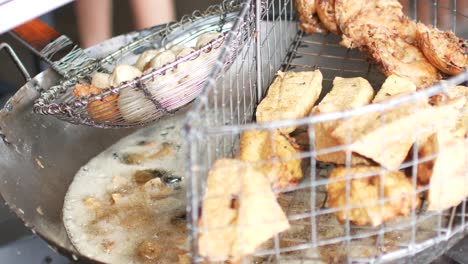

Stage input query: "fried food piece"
[
  {"left": 418, "top": 132, "right": 468, "bottom": 211},
  {"left": 256, "top": 70, "right": 323, "bottom": 134},
  {"left": 331, "top": 98, "right": 462, "bottom": 170},
  {"left": 239, "top": 130, "right": 302, "bottom": 189},
  {"left": 315, "top": 0, "right": 340, "bottom": 34},
  {"left": 339, "top": 0, "right": 416, "bottom": 48},
  {"left": 311, "top": 77, "right": 374, "bottom": 165},
  {"left": 327, "top": 166, "right": 420, "bottom": 226},
  {"left": 334, "top": 0, "right": 366, "bottom": 32},
  {"left": 91, "top": 72, "right": 111, "bottom": 89},
  {"left": 135, "top": 49, "right": 160, "bottom": 71},
  {"left": 416, "top": 23, "right": 468, "bottom": 75},
  {"left": 295, "top": 0, "right": 327, "bottom": 33},
  {"left": 196, "top": 32, "right": 223, "bottom": 49},
  {"left": 72, "top": 83, "right": 119, "bottom": 122},
  {"left": 198, "top": 159, "right": 289, "bottom": 261},
  {"left": 373, "top": 74, "right": 416, "bottom": 103},
  {"left": 365, "top": 28, "right": 441, "bottom": 88},
  {"left": 143, "top": 50, "right": 176, "bottom": 72}
]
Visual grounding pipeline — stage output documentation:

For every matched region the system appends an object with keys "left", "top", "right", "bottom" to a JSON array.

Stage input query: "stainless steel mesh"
[{"left": 185, "top": 0, "right": 468, "bottom": 263}]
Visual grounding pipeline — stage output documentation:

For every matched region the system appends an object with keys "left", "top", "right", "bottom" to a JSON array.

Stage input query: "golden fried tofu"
[
  {"left": 418, "top": 132, "right": 468, "bottom": 211},
  {"left": 416, "top": 23, "right": 468, "bottom": 75},
  {"left": 316, "top": 0, "right": 340, "bottom": 34},
  {"left": 295, "top": 0, "right": 328, "bottom": 33},
  {"left": 365, "top": 28, "right": 441, "bottom": 88},
  {"left": 310, "top": 77, "right": 374, "bottom": 165},
  {"left": 373, "top": 75, "right": 416, "bottom": 103},
  {"left": 327, "top": 166, "right": 420, "bottom": 226},
  {"left": 198, "top": 159, "right": 289, "bottom": 261},
  {"left": 239, "top": 130, "right": 303, "bottom": 189},
  {"left": 331, "top": 99, "right": 462, "bottom": 170},
  {"left": 256, "top": 70, "right": 323, "bottom": 134}
]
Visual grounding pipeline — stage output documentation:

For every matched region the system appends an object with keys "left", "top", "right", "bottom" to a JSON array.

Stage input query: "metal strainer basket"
[
  {"left": 185, "top": 0, "right": 468, "bottom": 263},
  {"left": 31, "top": 0, "right": 255, "bottom": 128}
]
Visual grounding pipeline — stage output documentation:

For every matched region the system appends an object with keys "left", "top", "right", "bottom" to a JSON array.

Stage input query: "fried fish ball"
[
  {"left": 327, "top": 166, "right": 420, "bottom": 226},
  {"left": 196, "top": 32, "right": 223, "bottom": 49},
  {"left": 311, "top": 77, "right": 374, "bottom": 165},
  {"left": 416, "top": 23, "right": 468, "bottom": 75},
  {"left": 198, "top": 159, "right": 289, "bottom": 261},
  {"left": 295, "top": 0, "right": 327, "bottom": 33},
  {"left": 143, "top": 50, "right": 176, "bottom": 72},
  {"left": 72, "top": 83, "right": 119, "bottom": 122},
  {"left": 239, "top": 130, "right": 303, "bottom": 189},
  {"left": 315, "top": 0, "right": 340, "bottom": 34},
  {"left": 135, "top": 49, "right": 160, "bottom": 71},
  {"left": 256, "top": 70, "right": 323, "bottom": 134},
  {"left": 111, "top": 65, "right": 158, "bottom": 123},
  {"left": 91, "top": 72, "right": 111, "bottom": 89}
]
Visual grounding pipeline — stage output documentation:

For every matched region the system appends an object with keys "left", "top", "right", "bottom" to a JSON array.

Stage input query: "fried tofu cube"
[
  {"left": 239, "top": 130, "right": 302, "bottom": 189},
  {"left": 310, "top": 77, "right": 374, "bottom": 165},
  {"left": 256, "top": 70, "right": 323, "bottom": 134},
  {"left": 418, "top": 132, "right": 468, "bottom": 211},
  {"left": 327, "top": 166, "right": 420, "bottom": 226},
  {"left": 331, "top": 98, "right": 462, "bottom": 170},
  {"left": 373, "top": 74, "right": 416, "bottom": 103},
  {"left": 198, "top": 159, "right": 290, "bottom": 261}
]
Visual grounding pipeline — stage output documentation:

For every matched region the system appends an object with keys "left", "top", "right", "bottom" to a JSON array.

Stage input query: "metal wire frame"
[
  {"left": 31, "top": 0, "right": 252, "bottom": 128},
  {"left": 186, "top": 0, "right": 468, "bottom": 263}
]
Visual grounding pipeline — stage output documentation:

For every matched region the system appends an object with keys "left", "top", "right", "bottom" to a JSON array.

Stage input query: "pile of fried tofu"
[{"left": 197, "top": 70, "right": 468, "bottom": 262}]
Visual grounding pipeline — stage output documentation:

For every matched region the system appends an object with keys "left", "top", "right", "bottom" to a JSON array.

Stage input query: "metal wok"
[{"left": 0, "top": 30, "right": 146, "bottom": 263}]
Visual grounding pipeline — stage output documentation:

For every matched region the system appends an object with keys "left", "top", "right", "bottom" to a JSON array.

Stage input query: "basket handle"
[{"left": 9, "top": 19, "right": 84, "bottom": 77}]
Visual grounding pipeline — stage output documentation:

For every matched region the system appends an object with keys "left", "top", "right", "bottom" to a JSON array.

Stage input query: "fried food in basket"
[
  {"left": 327, "top": 166, "right": 420, "bottom": 226},
  {"left": 198, "top": 159, "right": 289, "bottom": 261},
  {"left": 295, "top": 0, "right": 327, "bottom": 33},
  {"left": 311, "top": 77, "right": 374, "bottom": 165},
  {"left": 365, "top": 27, "right": 441, "bottom": 88},
  {"left": 72, "top": 83, "right": 119, "bottom": 122},
  {"left": 239, "top": 130, "right": 303, "bottom": 189},
  {"left": 418, "top": 132, "right": 468, "bottom": 211},
  {"left": 315, "top": 0, "right": 340, "bottom": 34},
  {"left": 331, "top": 98, "right": 462, "bottom": 170},
  {"left": 416, "top": 23, "right": 468, "bottom": 76},
  {"left": 256, "top": 70, "right": 323, "bottom": 134}
]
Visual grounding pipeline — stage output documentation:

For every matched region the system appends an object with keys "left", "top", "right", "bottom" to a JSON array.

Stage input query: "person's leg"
[
  {"left": 75, "top": 0, "right": 113, "bottom": 48},
  {"left": 130, "top": 0, "right": 176, "bottom": 30}
]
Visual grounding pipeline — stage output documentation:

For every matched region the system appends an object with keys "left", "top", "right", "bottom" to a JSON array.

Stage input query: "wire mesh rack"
[{"left": 185, "top": 0, "right": 468, "bottom": 263}]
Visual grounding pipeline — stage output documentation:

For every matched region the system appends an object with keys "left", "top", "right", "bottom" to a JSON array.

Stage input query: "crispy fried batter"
[
  {"left": 72, "top": 83, "right": 119, "bottom": 122},
  {"left": 331, "top": 98, "right": 462, "bottom": 170},
  {"left": 256, "top": 70, "right": 323, "bottom": 134},
  {"left": 311, "top": 77, "right": 374, "bottom": 165},
  {"left": 295, "top": 0, "right": 328, "bottom": 33},
  {"left": 198, "top": 159, "right": 289, "bottom": 261},
  {"left": 239, "top": 130, "right": 303, "bottom": 189},
  {"left": 327, "top": 166, "right": 420, "bottom": 226},
  {"left": 365, "top": 27, "right": 441, "bottom": 88},
  {"left": 315, "top": 0, "right": 340, "bottom": 34},
  {"left": 416, "top": 23, "right": 468, "bottom": 75},
  {"left": 334, "top": 0, "right": 366, "bottom": 33},
  {"left": 418, "top": 132, "right": 468, "bottom": 211}
]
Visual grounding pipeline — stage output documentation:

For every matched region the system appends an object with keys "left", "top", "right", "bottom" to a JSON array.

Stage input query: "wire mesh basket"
[
  {"left": 185, "top": 0, "right": 468, "bottom": 263},
  {"left": 32, "top": 0, "right": 256, "bottom": 128}
]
